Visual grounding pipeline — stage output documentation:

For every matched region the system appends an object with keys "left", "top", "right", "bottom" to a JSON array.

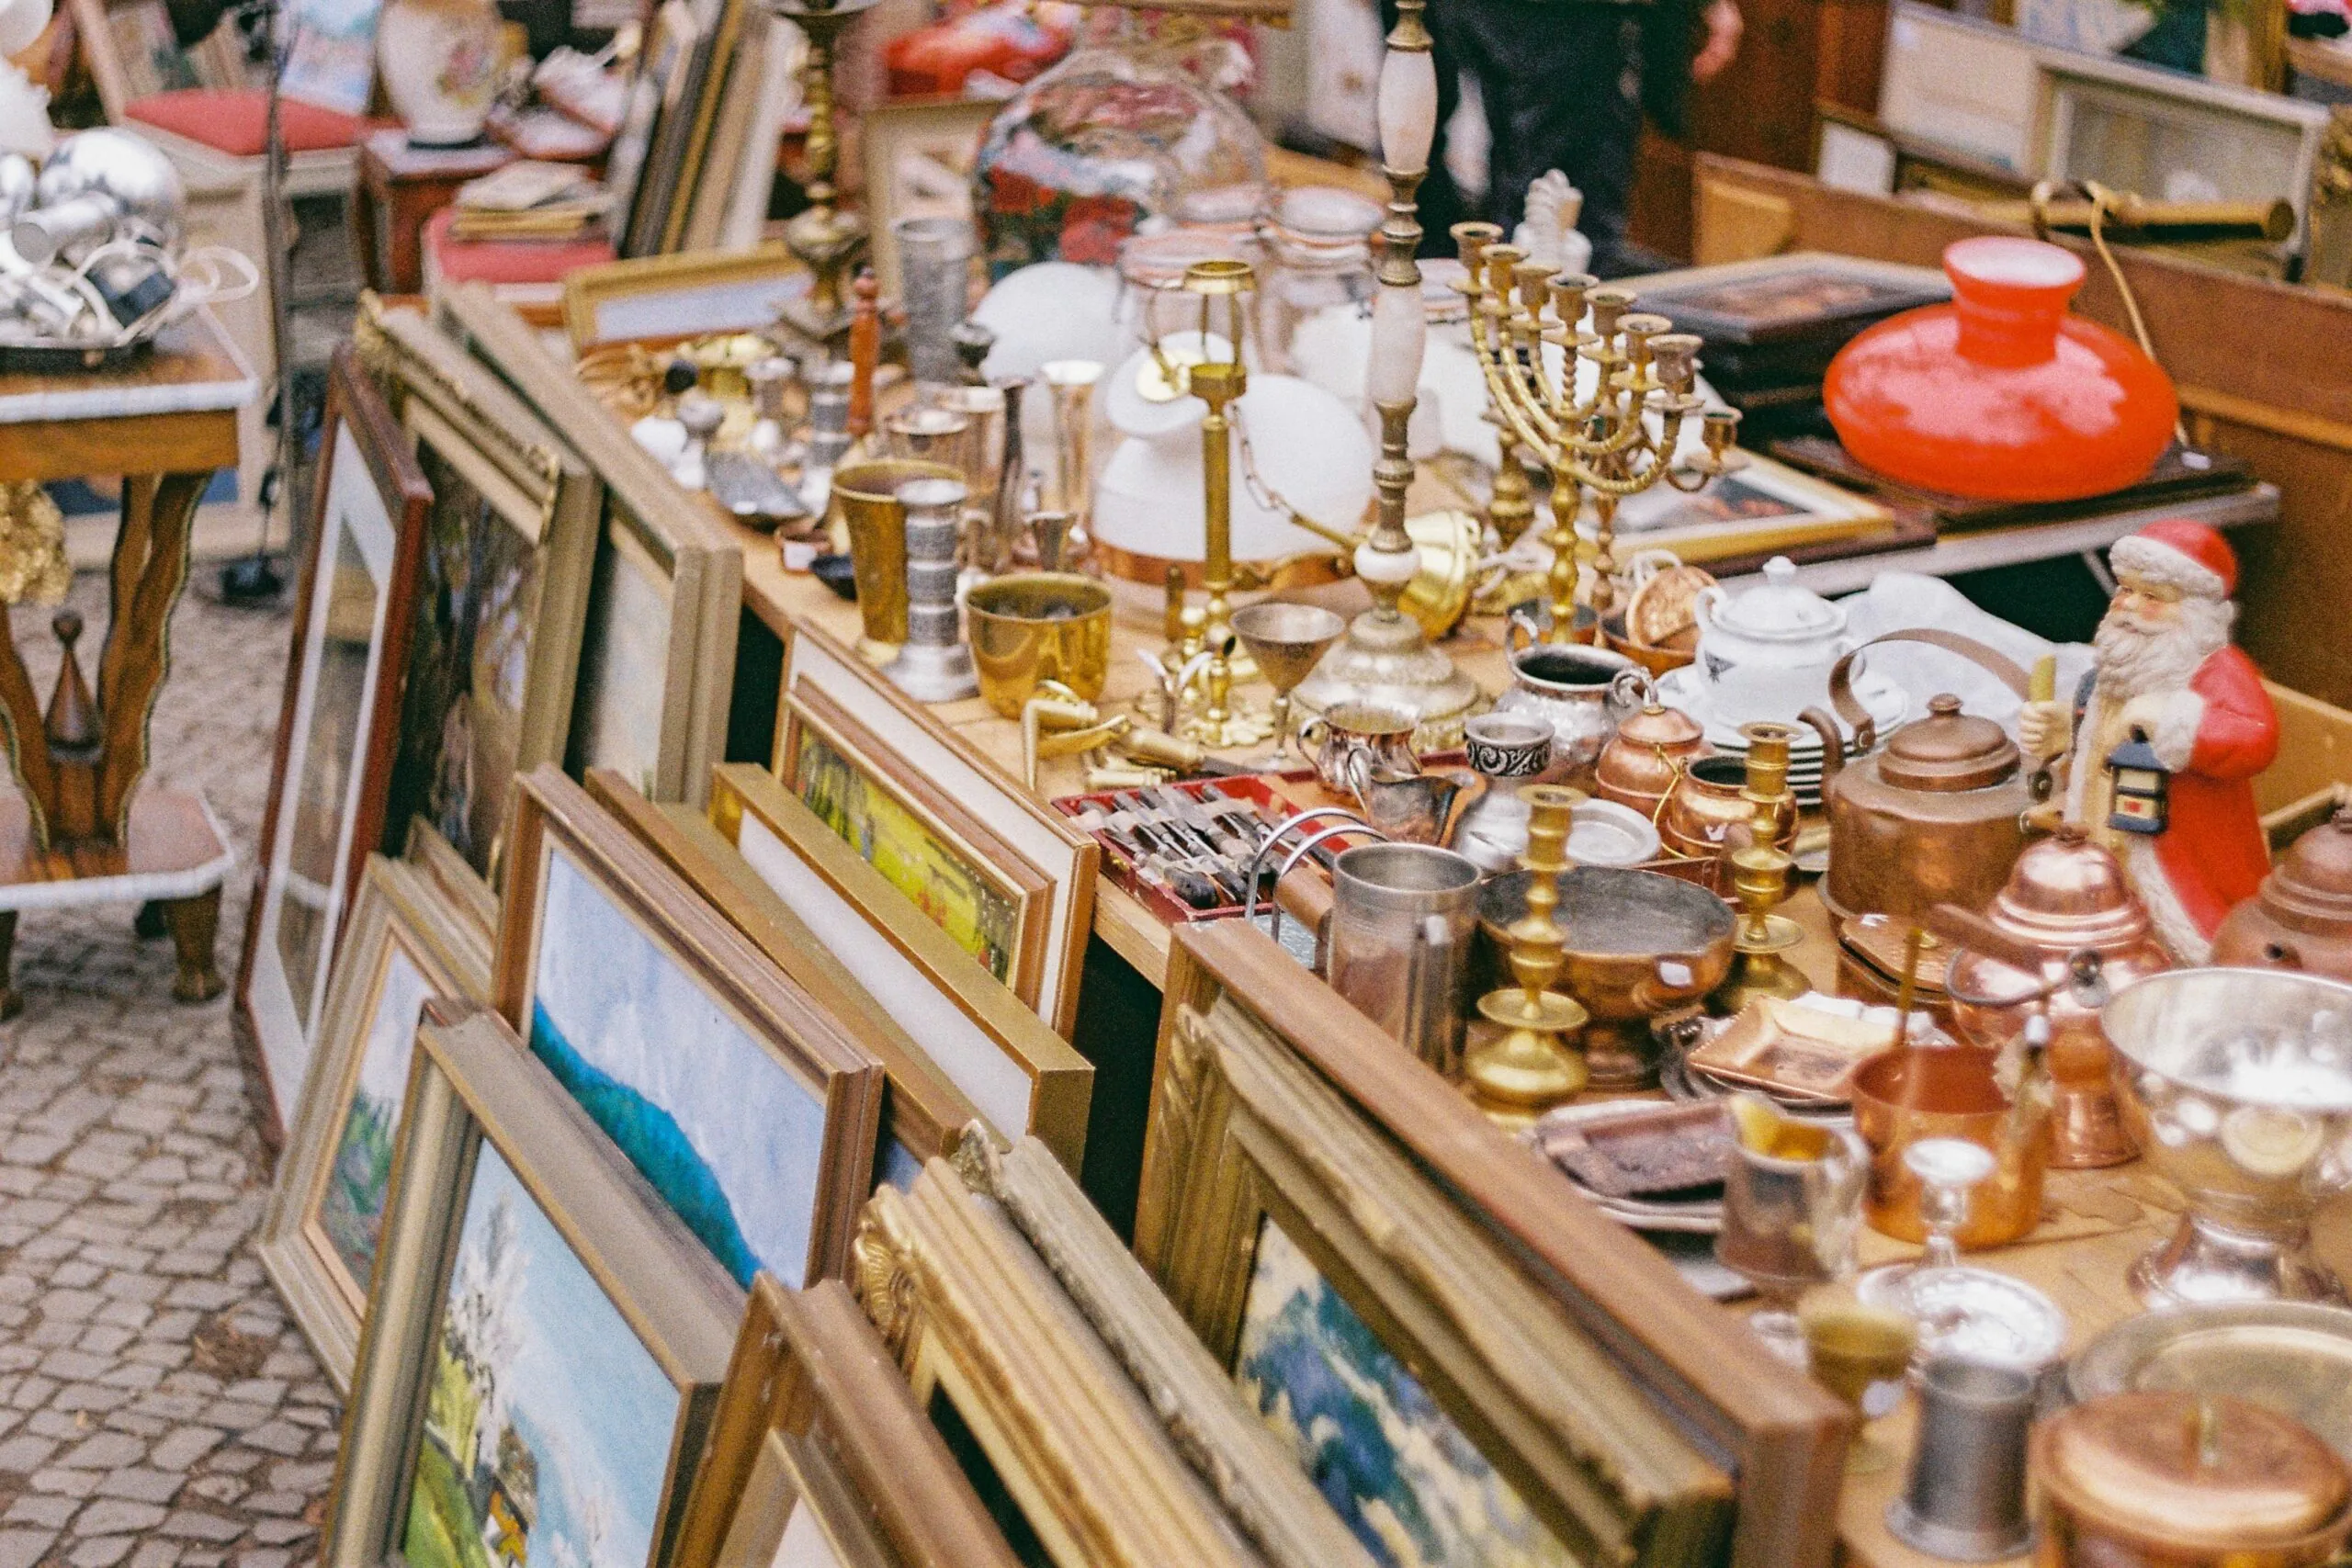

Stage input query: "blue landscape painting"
[
  {"left": 405, "top": 1143, "right": 679, "bottom": 1568},
  {"left": 1233, "top": 1218, "right": 1576, "bottom": 1568},
  {"left": 529, "top": 845, "right": 830, "bottom": 1287}
]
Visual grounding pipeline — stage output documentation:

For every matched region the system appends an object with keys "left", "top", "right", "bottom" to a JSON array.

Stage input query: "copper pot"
[
  {"left": 1803, "top": 631, "right": 2033, "bottom": 926},
  {"left": 1851, "top": 1045, "right": 2050, "bottom": 1247},
  {"left": 1659, "top": 754, "right": 1795, "bottom": 860},
  {"left": 1595, "top": 674, "right": 1713, "bottom": 823},
  {"left": 1935, "top": 826, "right": 2169, "bottom": 1168},
  {"left": 2033, "top": 1393, "right": 2352, "bottom": 1568},
  {"left": 2211, "top": 807, "right": 2352, "bottom": 979}
]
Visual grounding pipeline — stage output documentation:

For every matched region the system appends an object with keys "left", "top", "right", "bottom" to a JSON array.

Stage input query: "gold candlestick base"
[
  {"left": 1711, "top": 914, "right": 1812, "bottom": 1017},
  {"left": 1463, "top": 988, "right": 1589, "bottom": 1129}
]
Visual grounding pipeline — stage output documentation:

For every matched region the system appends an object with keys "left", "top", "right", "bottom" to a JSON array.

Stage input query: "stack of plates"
[{"left": 1654, "top": 666, "right": 1911, "bottom": 807}]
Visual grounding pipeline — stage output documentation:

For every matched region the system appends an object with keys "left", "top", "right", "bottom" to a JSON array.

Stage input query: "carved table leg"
[
  {"left": 0, "top": 910, "right": 17, "bottom": 1021},
  {"left": 95, "top": 470, "right": 209, "bottom": 844},
  {"left": 162, "top": 888, "right": 222, "bottom": 1004}
]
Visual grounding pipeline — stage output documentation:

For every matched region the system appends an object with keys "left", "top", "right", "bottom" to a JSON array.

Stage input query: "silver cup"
[
  {"left": 1326, "top": 843, "right": 1483, "bottom": 1073},
  {"left": 1884, "top": 1358, "right": 2037, "bottom": 1562}
]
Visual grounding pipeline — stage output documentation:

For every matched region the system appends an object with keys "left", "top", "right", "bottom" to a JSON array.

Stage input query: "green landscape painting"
[{"left": 318, "top": 938, "right": 434, "bottom": 1292}]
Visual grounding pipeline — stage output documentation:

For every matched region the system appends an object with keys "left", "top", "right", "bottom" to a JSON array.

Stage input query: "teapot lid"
[
  {"left": 1878, "top": 694, "right": 2019, "bottom": 792},
  {"left": 1615, "top": 698, "right": 1705, "bottom": 749},
  {"left": 2264, "top": 807, "right": 2352, "bottom": 925},
  {"left": 1983, "top": 825, "right": 2152, "bottom": 953},
  {"left": 2037, "top": 1393, "right": 2348, "bottom": 1551},
  {"left": 1711, "top": 558, "right": 1844, "bottom": 640}
]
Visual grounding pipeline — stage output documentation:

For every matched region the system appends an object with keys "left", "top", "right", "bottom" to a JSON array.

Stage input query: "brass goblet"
[
  {"left": 1799, "top": 1293, "right": 1918, "bottom": 1475},
  {"left": 1230, "top": 602, "right": 1346, "bottom": 758}
]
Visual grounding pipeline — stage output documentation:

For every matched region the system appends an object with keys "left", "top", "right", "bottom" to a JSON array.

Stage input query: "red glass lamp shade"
[{"left": 1824, "top": 237, "right": 2177, "bottom": 502}]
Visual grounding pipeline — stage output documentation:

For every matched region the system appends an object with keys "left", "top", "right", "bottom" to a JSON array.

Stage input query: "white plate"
[{"left": 1659, "top": 665, "right": 1910, "bottom": 754}]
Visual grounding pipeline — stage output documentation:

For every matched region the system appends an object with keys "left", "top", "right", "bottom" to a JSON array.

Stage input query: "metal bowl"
[{"left": 2103, "top": 967, "right": 2352, "bottom": 1304}]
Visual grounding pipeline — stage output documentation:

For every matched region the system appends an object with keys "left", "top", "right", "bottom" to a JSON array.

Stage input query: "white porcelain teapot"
[{"left": 1692, "top": 557, "right": 1859, "bottom": 723}]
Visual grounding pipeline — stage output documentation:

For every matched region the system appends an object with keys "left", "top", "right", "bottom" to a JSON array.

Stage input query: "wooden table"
[
  {"left": 354, "top": 131, "right": 516, "bottom": 295},
  {"left": 0, "top": 312, "right": 253, "bottom": 1015}
]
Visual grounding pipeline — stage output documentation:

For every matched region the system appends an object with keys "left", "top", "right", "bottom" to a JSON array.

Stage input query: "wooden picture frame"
[
  {"left": 853, "top": 1156, "right": 1283, "bottom": 1568},
  {"left": 555, "top": 246, "right": 808, "bottom": 355},
  {"left": 259, "top": 855, "right": 492, "bottom": 1391},
  {"left": 956, "top": 1136, "right": 1378, "bottom": 1568},
  {"left": 860, "top": 96, "right": 998, "bottom": 302},
  {"left": 670, "top": 1276, "right": 1027, "bottom": 1568},
  {"left": 611, "top": 0, "right": 705, "bottom": 257},
  {"left": 709, "top": 764, "right": 1092, "bottom": 1173},
  {"left": 238, "top": 344, "right": 433, "bottom": 1142},
  {"left": 659, "top": 0, "right": 753, "bottom": 254},
  {"left": 403, "top": 818, "right": 502, "bottom": 946},
  {"left": 583, "top": 765, "right": 995, "bottom": 1189},
  {"left": 323, "top": 1004, "right": 740, "bottom": 1568},
  {"left": 774, "top": 626, "right": 1097, "bottom": 1038},
  {"left": 361, "top": 302, "right": 602, "bottom": 900},
  {"left": 436, "top": 282, "right": 743, "bottom": 807},
  {"left": 496, "top": 765, "right": 884, "bottom": 1289},
  {"left": 1140, "top": 921, "right": 1851, "bottom": 1568}
]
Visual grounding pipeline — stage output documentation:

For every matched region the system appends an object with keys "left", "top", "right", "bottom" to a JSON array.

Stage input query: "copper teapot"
[
  {"left": 1594, "top": 671, "right": 1712, "bottom": 823},
  {"left": 2211, "top": 806, "right": 2352, "bottom": 979},
  {"left": 1930, "top": 826, "right": 2171, "bottom": 1169},
  {"left": 1802, "top": 631, "right": 2033, "bottom": 926}
]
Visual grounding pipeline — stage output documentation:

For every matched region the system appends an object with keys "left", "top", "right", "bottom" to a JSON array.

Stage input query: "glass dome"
[{"left": 972, "top": 16, "right": 1270, "bottom": 277}]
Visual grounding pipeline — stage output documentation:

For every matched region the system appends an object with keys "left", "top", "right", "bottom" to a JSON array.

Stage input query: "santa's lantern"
[{"left": 2104, "top": 729, "right": 2170, "bottom": 836}]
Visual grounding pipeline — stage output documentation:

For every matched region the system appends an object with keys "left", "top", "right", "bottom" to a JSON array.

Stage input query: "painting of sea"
[
  {"left": 1233, "top": 1217, "right": 1575, "bottom": 1568},
  {"left": 403, "top": 1142, "right": 682, "bottom": 1568},
  {"left": 527, "top": 844, "right": 829, "bottom": 1287}
]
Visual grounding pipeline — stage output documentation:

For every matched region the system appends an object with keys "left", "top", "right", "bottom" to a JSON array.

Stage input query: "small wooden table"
[
  {"left": 353, "top": 131, "right": 516, "bottom": 294},
  {"left": 0, "top": 312, "right": 253, "bottom": 1016}
]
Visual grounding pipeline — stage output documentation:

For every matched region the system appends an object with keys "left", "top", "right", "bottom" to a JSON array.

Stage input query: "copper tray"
[
  {"left": 1531, "top": 1099, "right": 1731, "bottom": 1201},
  {"left": 1683, "top": 997, "right": 1901, "bottom": 1105}
]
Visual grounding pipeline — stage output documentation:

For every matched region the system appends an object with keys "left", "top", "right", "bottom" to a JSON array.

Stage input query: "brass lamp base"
[
  {"left": 1462, "top": 988, "right": 1589, "bottom": 1129},
  {"left": 1293, "top": 608, "right": 1485, "bottom": 750},
  {"left": 1710, "top": 914, "right": 1811, "bottom": 1016}
]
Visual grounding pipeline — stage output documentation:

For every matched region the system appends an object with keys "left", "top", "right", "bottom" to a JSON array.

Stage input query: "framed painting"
[
  {"left": 556, "top": 247, "right": 807, "bottom": 354},
  {"left": 860, "top": 97, "right": 998, "bottom": 303},
  {"left": 1141, "top": 921, "right": 1850, "bottom": 1568},
  {"left": 1623, "top": 253, "right": 1950, "bottom": 346},
  {"left": 774, "top": 626, "right": 1097, "bottom": 1038},
  {"left": 437, "top": 281, "right": 743, "bottom": 807},
  {"left": 607, "top": 0, "right": 700, "bottom": 256},
  {"left": 237, "top": 344, "right": 432, "bottom": 1141},
  {"left": 259, "top": 855, "right": 492, "bottom": 1390},
  {"left": 583, "top": 765, "right": 995, "bottom": 1190},
  {"left": 708, "top": 764, "right": 1091, "bottom": 1172},
  {"left": 656, "top": 0, "right": 753, "bottom": 254},
  {"left": 671, "top": 1276, "right": 1026, "bottom": 1568},
  {"left": 854, "top": 1156, "right": 1283, "bottom": 1568},
  {"left": 956, "top": 1136, "right": 1378, "bottom": 1568},
  {"left": 322, "top": 1004, "right": 740, "bottom": 1568},
  {"left": 361, "top": 301, "right": 602, "bottom": 897},
  {"left": 404, "top": 818, "right": 502, "bottom": 947},
  {"left": 496, "top": 765, "right": 884, "bottom": 1288}
]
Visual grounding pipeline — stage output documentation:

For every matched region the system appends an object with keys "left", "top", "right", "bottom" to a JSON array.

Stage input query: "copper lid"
[
  {"left": 1876, "top": 694, "right": 2019, "bottom": 792},
  {"left": 1614, "top": 700, "right": 1706, "bottom": 751},
  {"left": 2036, "top": 1393, "right": 2349, "bottom": 1551},
  {"left": 2265, "top": 808, "right": 2352, "bottom": 927},
  {"left": 1982, "top": 824, "right": 2151, "bottom": 953}
]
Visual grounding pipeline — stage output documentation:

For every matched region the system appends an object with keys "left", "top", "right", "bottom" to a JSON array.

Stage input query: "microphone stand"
[{"left": 220, "top": 0, "right": 288, "bottom": 604}]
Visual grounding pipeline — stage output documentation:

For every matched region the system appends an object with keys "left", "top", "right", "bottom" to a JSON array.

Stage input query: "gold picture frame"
[
  {"left": 259, "top": 855, "right": 492, "bottom": 1392},
  {"left": 774, "top": 626, "right": 1097, "bottom": 1038},
  {"left": 497, "top": 765, "right": 886, "bottom": 1289},
  {"left": 322, "top": 1005, "right": 740, "bottom": 1568},
  {"left": 437, "top": 282, "right": 745, "bottom": 807},
  {"left": 558, "top": 244, "right": 807, "bottom": 354},
  {"left": 404, "top": 818, "right": 503, "bottom": 946},
  {"left": 1142, "top": 920, "right": 1852, "bottom": 1568},
  {"left": 709, "top": 763, "right": 1091, "bottom": 1173},
  {"left": 585, "top": 765, "right": 999, "bottom": 1186},
  {"left": 853, "top": 1156, "right": 1284, "bottom": 1568},
  {"left": 671, "top": 1276, "right": 1029, "bottom": 1568},
  {"left": 860, "top": 96, "right": 998, "bottom": 303}
]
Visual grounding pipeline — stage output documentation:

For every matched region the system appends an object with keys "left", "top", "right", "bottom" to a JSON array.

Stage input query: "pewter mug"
[
  {"left": 1496, "top": 614, "right": 1637, "bottom": 770},
  {"left": 1326, "top": 843, "right": 1482, "bottom": 1073},
  {"left": 1885, "top": 1359, "right": 2037, "bottom": 1562}
]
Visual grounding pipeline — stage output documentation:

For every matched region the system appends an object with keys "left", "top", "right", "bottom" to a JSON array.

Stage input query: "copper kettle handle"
[{"left": 1826, "top": 629, "right": 2036, "bottom": 754}]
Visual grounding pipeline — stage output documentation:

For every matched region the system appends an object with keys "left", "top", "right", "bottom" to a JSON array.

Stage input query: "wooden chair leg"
[
  {"left": 162, "top": 888, "right": 222, "bottom": 1004},
  {"left": 0, "top": 910, "right": 17, "bottom": 1021}
]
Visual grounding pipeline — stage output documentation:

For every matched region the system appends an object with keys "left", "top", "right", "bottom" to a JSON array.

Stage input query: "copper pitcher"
[
  {"left": 1595, "top": 670, "right": 1713, "bottom": 823},
  {"left": 2211, "top": 806, "right": 2352, "bottom": 979},
  {"left": 1932, "top": 826, "right": 2169, "bottom": 1168},
  {"left": 1659, "top": 754, "right": 1796, "bottom": 860},
  {"left": 1801, "top": 630, "right": 2033, "bottom": 926}
]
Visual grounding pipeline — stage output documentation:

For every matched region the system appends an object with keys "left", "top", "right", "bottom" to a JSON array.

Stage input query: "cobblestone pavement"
[{"left": 0, "top": 573, "right": 332, "bottom": 1568}]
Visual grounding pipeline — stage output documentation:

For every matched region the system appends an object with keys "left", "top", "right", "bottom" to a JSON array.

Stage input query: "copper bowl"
[
  {"left": 1851, "top": 1045, "right": 2050, "bottom": 1247},
  {"left": 1601, "top": 612, "right": 1698, "bottom": 676}
]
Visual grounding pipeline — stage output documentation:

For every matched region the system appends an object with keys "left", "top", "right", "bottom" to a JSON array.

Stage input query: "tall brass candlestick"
[
  {"left": 1464, "top": 784, "right": 1591, "bottom": 1126},
  {"left": 1172, "top": 260, "right": 1272, "bottom": 749},
  {"left": 775, "top": 0, "right": 877, "bottom": 352}
]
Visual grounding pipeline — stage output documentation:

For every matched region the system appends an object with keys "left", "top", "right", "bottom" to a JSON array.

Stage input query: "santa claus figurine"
[{"left": 2018, "top": 519, "right": 2278, "bottom": 963}]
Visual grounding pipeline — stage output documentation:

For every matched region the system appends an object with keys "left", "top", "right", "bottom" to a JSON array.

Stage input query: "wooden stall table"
[{"left": 0, "top": 312, "right": 253, "bottom": 1017}]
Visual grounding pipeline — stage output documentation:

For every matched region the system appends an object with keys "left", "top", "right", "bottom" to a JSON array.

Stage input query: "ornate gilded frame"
[
  {"left": 852, "top": 1157, "right": 1275, "bottom": 1568},
  {"left": 1140, "top": 921, "right": 1851, "bottom": 1568},
  {"left": 259, "top": 855, "right": 491, "bottom": 1391},
  {"left": 773, "top": 626, "right": 1097, "bottom": 1038},
  {"left": 322, "top": 1005, "right": 740, "bottom": 1568},
  {"left": 671, "top": 1276, "right": 1027, "bottom": 1568}
]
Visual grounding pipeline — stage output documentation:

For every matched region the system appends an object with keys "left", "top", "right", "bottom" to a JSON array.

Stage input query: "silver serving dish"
[
  {"left": 2068, "top": 1302, "right": 2352, "bottom": 1461},
  {"left": 1857, "top": 1263, "right": 2067, "bottom": 1370}
]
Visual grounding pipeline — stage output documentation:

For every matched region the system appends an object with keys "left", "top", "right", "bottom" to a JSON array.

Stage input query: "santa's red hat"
[{"left": 2110, "top": 519, "right": 2236, "bottom": 600}]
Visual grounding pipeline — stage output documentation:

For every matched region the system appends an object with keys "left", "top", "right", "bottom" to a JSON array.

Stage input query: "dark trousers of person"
[{"left": 1380, "top": 0, "right": 1648, "bottom": 276}]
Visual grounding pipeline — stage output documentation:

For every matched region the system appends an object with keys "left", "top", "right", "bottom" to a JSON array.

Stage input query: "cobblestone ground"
[{"left": 0, "top": 572, "right": 331, "bottom": 1568}]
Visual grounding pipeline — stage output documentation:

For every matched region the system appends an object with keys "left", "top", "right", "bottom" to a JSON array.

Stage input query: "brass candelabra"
[
  {"left": 774, "top": 0, "right": 876, "bottom": 352},
  {"left": 1464, "top": 784, "right": 1591, "bottom": 1127},
  {"left": 1452, "top": 223, "right": 1743, "bottom": 644}
]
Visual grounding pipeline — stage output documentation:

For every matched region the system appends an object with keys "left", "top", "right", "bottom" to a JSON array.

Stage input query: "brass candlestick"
[
  {"left": 774, "top": 0, "right": 877, "bottom": 352},
  {"left": 1464, "top": 784, "right": 1591, "bottom": 1126},
  {"left": 1168, "top": 259, "right": 1272, "bottom": 749},
  {"left": 1711, "top": 724, "right": 1808, "bottom": 1013}
]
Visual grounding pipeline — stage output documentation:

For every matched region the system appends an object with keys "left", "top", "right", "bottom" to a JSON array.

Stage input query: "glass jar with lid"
[{"left": 1259, "top": 185, "right": 1380, "bottom": 376}]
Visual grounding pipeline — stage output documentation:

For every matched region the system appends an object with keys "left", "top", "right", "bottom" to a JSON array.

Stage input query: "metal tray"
[{"left": 2068, "top": 1302, "right": 2352, "bottom": 1460}]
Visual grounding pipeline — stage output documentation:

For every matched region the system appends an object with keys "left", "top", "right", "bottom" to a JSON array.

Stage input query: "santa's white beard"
[{"left": 2092, "top": 596, "right": 2233, "bottom": 704}]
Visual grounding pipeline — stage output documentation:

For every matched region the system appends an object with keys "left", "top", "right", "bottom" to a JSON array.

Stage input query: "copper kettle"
[
  {"left": 1802, "top": 630, "right": 2033, "bottom": 926},
  {"left": 2211, "top": 806, "right": 2352, "bottom": 979},
  {"left": 1594, "top": 671, "right": 1712, "bottom": 823},
  {"left": 1930, "top": 826, "right": 2171, "bottom": 1168}
]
